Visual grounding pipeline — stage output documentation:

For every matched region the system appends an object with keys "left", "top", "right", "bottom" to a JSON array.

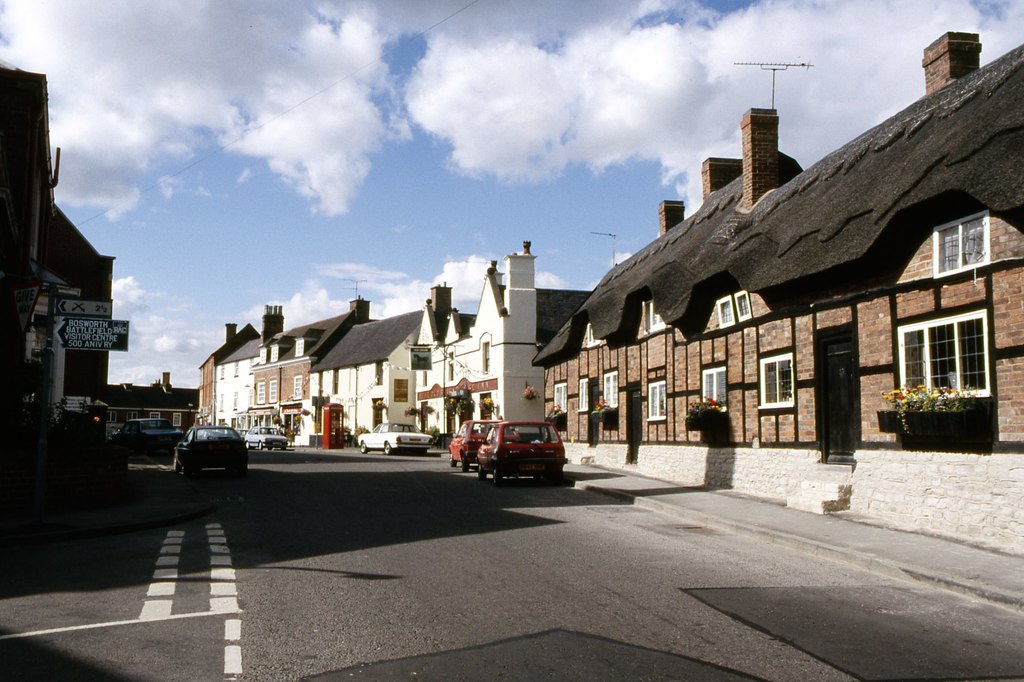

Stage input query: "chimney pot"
[
  {"left": 225, "top": 323, "right": 237, "bottom": 342},
  {"left": 923, "top": 32, "right": 981, "bottom": 96},
  {"left": 658, "top": 200, "right": 685, "bottom": 237},
  {"left": 740, "top": 108, "right": 779, "bottom": 210}
]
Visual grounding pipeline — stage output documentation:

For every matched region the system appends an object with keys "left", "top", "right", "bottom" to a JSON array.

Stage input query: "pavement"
[{"left": 1, "top": 451, "right": 1021, "bottom": 615}]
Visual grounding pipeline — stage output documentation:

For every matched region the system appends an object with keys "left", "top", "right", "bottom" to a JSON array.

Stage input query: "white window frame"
[
  {"left": 257, "top": 382, "right": 266, "bottom": 404},
  {"left": 553, "top": 383, "right": 568, "bottom": 412},
  {"left": 735, "top": 291, "right": 753, "bottom": 322},
  {"left": 219, "top": 365, "right": 225, "bottom": 380},
  {"left": 259, "top": 348, "right": 267, "bottom": 364},
  {"left": 268, "top": 379, "right": 278, "bottom": 403},
  {"left": 233, "top": 391, "right": 238, "bottom": 410},
  {"left": 482, "top": 341, "right": 491, "bottom": 374},
  {"left": 716, "top": 296, "right": 736, "bottom": 328},
  {"left": 584, "top": 323, "right": 600, "bottom": 348},
  {"left": 233, "top": 362, "right": 239, "bottom": 377},
  {"left": 643, "top": 300, "right": 665, "bottom": 334},
  {"left": 578, "top": 378, "right": 590, "bottom": 412},
  {"left": 603, "top": 371, "right": 619, "bottom": 408},
  {"left": 759, "top": 353, "right": 794, "bottom": 408},
  {"left": 897, "top": 310, "right": 990, "bottom": 394},
  {"left": 933, "top": 211, "right": 989, "bottom": 278},
  {"left": 701, "top": 367, "right": 728, "bottom": 410},
  {"left": 149, "top": 411, "right": 160, "bottom": 419},
  {"left": 271, "top": 346, "right": 279, "bottom": 362},
  {"left": 648, "top": 380, "right": 667, "bottom": 420},
  {"left": 293, "top": 376, "right": 303, "bottom": 399},
  {"left": 295, "top": 338, "right": 305, "bottom": 356},
  {"left": 172, "top": 412, "right": 182, "bottom": 427}
]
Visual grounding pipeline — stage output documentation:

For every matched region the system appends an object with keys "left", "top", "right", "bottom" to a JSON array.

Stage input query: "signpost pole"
[{"left": 33, "top": 284, "right": 57, "bottom": 526}]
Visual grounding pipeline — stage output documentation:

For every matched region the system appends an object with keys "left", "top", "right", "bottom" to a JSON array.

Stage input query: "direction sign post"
[
  {"left": 56, "top": 297, "right": 113, "bottom": 319},
  {"left": 57, "top": 317, "right": 130, "bottom": 352}
]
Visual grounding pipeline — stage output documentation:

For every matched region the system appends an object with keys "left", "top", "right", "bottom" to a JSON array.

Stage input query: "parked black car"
[
  {"left": 109, "top": 418, "right": 183, "bottom": 453},
  {"left": 173, "top": 426, "right": 248, "bottom": 477}
]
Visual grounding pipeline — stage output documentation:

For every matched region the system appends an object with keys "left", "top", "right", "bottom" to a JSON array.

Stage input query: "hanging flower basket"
[
  {"left": 404, "top": 406, "right": 421, "bottom": 417},
  {"left": 522, "top": 386, "right": 538, "bottom": 401},
  {"left": 591, "top": 401, "right": 618, "bottom": 429}
]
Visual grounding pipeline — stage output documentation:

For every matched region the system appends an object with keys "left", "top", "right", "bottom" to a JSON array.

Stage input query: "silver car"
[{"left": 245, "top": 426, "right": 289, "bottom": 450}]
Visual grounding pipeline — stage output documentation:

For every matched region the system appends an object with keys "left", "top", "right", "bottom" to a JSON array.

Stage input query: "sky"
[{"left": 1, "top": 0, "right": 1022, "bottom": 388}]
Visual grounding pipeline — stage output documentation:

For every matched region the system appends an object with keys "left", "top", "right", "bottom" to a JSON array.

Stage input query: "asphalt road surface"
[{"left": 2, "top": 449, "right": 1022, "bottom": 681}]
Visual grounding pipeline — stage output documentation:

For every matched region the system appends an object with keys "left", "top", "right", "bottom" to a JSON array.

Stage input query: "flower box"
[
  {"left": 685, "top": 410, "right": 728, "bottom": 431},
  {"left": 546, "top": 413, "right": 567, "bottom": 430},
  {"left": 877, "top": 406, "right": 991, "bottom": 441},
  {"left": 590, "top": 409, "right": 618, "bottom": 428},
  {"left": 876, "top": 410, "right": 902, "bottom": 433}
]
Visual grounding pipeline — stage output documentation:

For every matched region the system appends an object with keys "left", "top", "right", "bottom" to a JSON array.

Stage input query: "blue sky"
[{"left": 2, "top": 0, "right": 1022, "bottom": 387}]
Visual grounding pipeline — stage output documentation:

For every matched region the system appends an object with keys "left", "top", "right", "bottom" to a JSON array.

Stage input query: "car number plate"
[{"left": 521, "top": 463, "right": 544, "bottom": 471}]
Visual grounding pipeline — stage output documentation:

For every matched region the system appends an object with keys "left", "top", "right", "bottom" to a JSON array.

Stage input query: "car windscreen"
[
  {"left": 470, "top": 423, "right": 493, "bottom": 436},
  {"left": 389, "top": 424, "right": 416, "bottom": 432},
  {"left": 141, "top": 420, "right": 172, "bottom": 430}
]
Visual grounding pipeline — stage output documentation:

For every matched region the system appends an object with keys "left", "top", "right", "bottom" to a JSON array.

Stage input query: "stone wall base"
[{"left": 565, "top": 443, "right": 1024, "bottom": 554}]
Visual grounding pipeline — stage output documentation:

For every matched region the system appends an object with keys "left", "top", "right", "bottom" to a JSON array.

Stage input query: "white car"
[
  {"left": 357, "top": 423, "right": 432, "bottom": 455},
  {"left": 245, "top": 426, "right": 289, "bottom": 450}
]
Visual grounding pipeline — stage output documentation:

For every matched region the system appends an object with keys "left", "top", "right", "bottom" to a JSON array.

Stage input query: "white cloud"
[{"left": 111, "top": 276, "right": 148, "bottom": 318}]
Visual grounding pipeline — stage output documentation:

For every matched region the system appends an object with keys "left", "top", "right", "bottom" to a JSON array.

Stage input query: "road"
[{"left": 1, "top": 449, "right": 1023, "bottom": 680}]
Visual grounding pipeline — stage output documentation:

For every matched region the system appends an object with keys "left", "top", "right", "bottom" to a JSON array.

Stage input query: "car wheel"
[
  {"left": 492, "top": 466, "right": 503, "bottom": 487},
  {"left": 359, "top": 442, "right": 368, "bottom": 454},
  {"left": 383, "top": 442, "right": 392, "bottom": 456},
  {"left": 477, "top": 464, "right": 487, "bottom": 481},
  {"left": 258, "top": 441, "right": 264, "bottom": 450},
  {"left": 461, "top": 455, "right": 470, "bottom": 473}
]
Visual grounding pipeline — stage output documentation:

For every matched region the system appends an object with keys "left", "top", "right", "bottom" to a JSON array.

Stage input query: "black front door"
[
  {"left": 626, "top": 388, "right": 643, "bottom": 464},
  {"left": 819, "top": 334, "right": 858, "bottom": 460}
]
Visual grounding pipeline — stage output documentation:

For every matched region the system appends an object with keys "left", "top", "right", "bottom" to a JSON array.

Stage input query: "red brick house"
[
  {"left": 535, "top": 33, "right": 1024, "bottom": 552},
  {"left": 103, "top": 372, "right": 198, "bottom": 435}
]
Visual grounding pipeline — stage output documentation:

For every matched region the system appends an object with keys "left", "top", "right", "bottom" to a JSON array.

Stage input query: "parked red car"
[
  {"left": 476, "top": 421, "right": 567, "bottom": 486},
  {"left": 449, "top": 420, "right": 498, "bottom": 472}
]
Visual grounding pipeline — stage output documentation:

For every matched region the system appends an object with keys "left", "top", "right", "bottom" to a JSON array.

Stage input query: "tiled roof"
[
  {"left": 103, "top": 384, "right": 198, "bottom": 411},
  {"left": 311, "top": 311, "right": 422, "bottom": 371}
]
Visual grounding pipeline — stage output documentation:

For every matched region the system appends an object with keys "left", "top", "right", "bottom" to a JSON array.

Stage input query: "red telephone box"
[{"left": 323, "top": 403, "right": 346, "bottom": 449}]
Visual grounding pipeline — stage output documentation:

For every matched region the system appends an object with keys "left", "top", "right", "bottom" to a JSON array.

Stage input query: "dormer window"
[
  {"left": 583, "top": 323, "right": 600, "bottom": 348},
  {"left": 295, "top": 338, "right": 305, "bottom": 356},
  {"left": 271, "top": 345, "right": 279, "bottom": 362},
  {"left": 643, "top": 300, "right": 665, "bottom": 334},
  {"left": 716, "top": 291, "right": 753, "bottom": 328},
  {"left": 934, "top": 211, "right": 988, "bottom": 277},
  {"left": 259, "top": 348, "right": 267, "bottom": 364}
]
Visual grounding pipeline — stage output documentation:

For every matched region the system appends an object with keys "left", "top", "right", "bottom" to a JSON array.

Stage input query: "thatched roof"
[{"left": 536, "top": 40, "right": 1024, "bottom": 366}]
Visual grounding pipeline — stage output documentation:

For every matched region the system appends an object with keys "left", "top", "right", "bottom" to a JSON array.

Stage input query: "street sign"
[
  {"left": 56, "top": 297, "right": 113, "bottom": 318},
  {"left": 57, "top": 317, "right": 129, "bottom": 352},
  {"left": 13, "top": 284, "right": 40, "bottom": 333}
]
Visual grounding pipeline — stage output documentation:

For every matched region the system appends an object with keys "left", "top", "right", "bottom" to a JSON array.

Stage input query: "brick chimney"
[
  {"left": 658, "top": 200, "right": 685, "bottom": 237},
  {"left": 923, "top": 32, "right": 981, "bottom": 96},
  {"left": 349, "top": 297, "right": 370, "bottom": 323},
  {"left": 430, "top": 283, "right": 452, "bottom": 314},
  {"left": 740, "top": 108, "right": 779, "bottom": 210},
  {"left": 701, "top": 158, "right": 743, "bottom": 200},
  {"left": 162, "top": 372, "right": 171, "bottom": 389},
  {"left": 225, "top": 323, "right": 237, "bottom": 342},
  {"left": 261, "top": 305, "right": 284, "bottom": 344}
]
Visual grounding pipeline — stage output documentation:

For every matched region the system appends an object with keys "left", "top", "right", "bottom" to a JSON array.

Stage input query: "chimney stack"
[
  {"left": 261, "top": 305, "right": 284, "bottom": 344},
  {"left": 349, "top": 297, "right": 370, "bottom": 323},
  {"left": 658, "top": 200, "right": 685, "bottom": 237},
  {"left": 162, "top": 372, "right": 171, "bottom": 389},
  {"left": 225, "top": 323, "right": 237, "bottom": 342},
  {"left": 701, "top": 158, "right": 743, "bottom": 200},
  {"left": 740, "top": 108, "right": 779, "bottom": 210},
  {"left": 923, "top": 32, "right": 981, "bottom": 96},
  {"left": 430, "top": 284, "right": 452, "bottom": 314}
]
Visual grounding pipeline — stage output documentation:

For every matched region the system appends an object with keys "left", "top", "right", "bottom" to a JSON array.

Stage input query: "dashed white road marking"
[
  {"left": 147, "top": 582, "right": 176, "bottom": 597},
  {"left": 225, "top": 619, "right": 241, "bottom": 641},
  {"left": 138, "top": 599, "right": 173, "bottom": 621},
  {"left": 225, "top": 645, "right": 243, "bottom": 676}
]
